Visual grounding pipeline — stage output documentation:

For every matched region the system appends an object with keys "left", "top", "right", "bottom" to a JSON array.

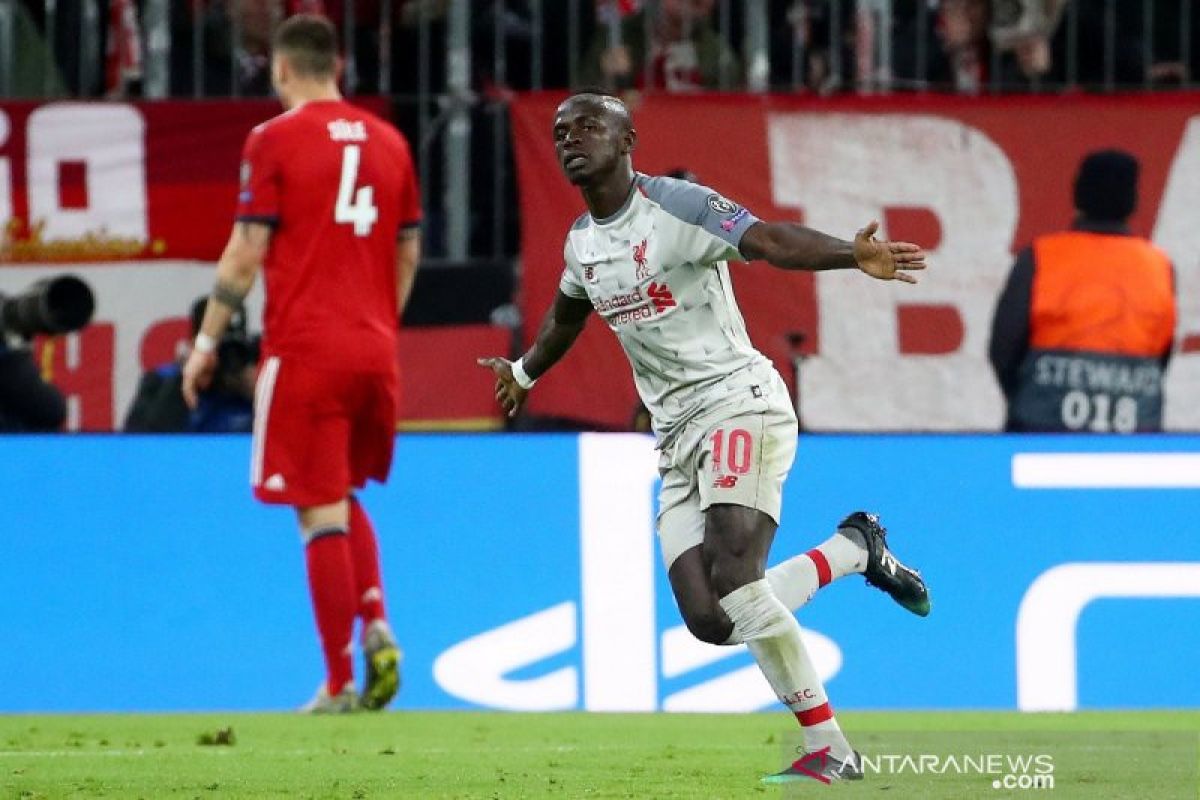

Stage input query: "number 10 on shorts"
[{"left": 710, "top": 428, "right": 753, "bottom": 475}]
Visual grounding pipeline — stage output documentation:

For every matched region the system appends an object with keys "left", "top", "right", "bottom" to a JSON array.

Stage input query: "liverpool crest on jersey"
[{"left": 633, "top": 238, "right": 650, "bottom": 281}]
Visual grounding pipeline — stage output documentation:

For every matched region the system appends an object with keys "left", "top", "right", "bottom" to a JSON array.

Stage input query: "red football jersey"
[{"left": 236, "top": 99, "right": 420, "bottom": 372}]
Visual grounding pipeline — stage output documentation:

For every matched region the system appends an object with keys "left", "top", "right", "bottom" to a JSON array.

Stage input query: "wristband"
[
  {"left": 194, "top": 332, "right": 218, "bottom": 355},
  {"left": 510, "top": 357, "right": 537, "bottom": 389}
]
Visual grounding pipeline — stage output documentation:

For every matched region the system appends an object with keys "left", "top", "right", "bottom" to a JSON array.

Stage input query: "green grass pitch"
[{"left": 1, "top": 711, "right": 1196, "bottom": 798}]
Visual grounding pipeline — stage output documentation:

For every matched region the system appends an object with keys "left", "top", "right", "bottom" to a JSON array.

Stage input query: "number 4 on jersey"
[{"left": 335, "top": 144, "right": 378, "bottom": 236}]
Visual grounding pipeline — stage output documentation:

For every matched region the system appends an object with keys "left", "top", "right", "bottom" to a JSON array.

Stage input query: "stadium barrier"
[{"left": 3, "top": 432, "right": 1197, "bottom": 712}]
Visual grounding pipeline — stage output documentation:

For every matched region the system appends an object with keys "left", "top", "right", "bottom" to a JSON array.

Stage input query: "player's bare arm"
[
  {"left": 396, "top": 229, "right": 422, "bottom": 314},
  {"left": 182, "top": 221, "right": 271, "bottom": 408},
  {"left": 477, "top": 290, "right": 593, "bottom": 418},
  {"left": 739, "top": 219, "right": 926, "bottom": 283}
]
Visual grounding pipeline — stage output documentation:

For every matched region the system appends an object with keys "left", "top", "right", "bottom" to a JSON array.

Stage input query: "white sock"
[
  {"left": 722, "top": 527, "right": 869, "bottom": 644},
  {"left": 764, "top": 555, "right": 820, "bottom": 611},
  {"left": 718, "top": 579, "right": 853, "bottom": 760},
  {"left": 766, "top": 527, "right": 868, "bottom": 611}
]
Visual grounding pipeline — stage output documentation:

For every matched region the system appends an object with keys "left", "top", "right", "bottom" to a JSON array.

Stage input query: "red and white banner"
[
  {"left": 0, "top": 100, "right": 505, "bottom": 431},
  {"left": 0, "top": 101, "right": 287, "bottom": 261},
  {"left": 511, "top": 93, "right": 1200, "bottom": 431}
]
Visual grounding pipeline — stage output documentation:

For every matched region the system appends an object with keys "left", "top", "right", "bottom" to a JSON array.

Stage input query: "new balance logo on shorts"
[
  {"left": 264, "top": 474, "right": 287, "bottom": 492},
  {"left": 713, "top": 475, "right": 739, "bottom": 489}
]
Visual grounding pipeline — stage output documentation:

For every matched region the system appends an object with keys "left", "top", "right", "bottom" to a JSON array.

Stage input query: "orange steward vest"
[{"left": 1009, "top": 231, "right": 1175, "bottom": 432}]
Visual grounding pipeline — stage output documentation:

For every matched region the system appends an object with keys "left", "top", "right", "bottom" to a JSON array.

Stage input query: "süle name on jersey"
[{"left": 327, "top": 119, "right": 367, "bottom": 142}]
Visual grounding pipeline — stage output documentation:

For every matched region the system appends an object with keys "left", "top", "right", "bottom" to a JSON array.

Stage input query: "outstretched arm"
[
  {"left": 739, "top": 220, "right": 926, "bottom": 283},
  {"left": 478, "top": 290, "right": 594, "bottom": 418}
]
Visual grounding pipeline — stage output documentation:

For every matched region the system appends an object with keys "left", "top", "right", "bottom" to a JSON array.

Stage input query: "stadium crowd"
[{"left": 5, "top": 0, "right": 1199, "bottom": 98}]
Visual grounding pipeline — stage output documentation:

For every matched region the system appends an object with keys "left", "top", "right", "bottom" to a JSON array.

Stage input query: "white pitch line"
[
  {"left": 0, "top": 750, "right": 153, "bottom": 757},
  {"left": 0, "top": 742, "right": 759, "bottom": 758},
  {"left": 1012, "top": 453, "right": 1200, "bottom": 489}
]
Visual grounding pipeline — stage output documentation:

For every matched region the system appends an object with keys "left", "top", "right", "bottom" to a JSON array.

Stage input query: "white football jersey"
[{"left": 559, "top": 173, "right": 787, "bottom": 445}]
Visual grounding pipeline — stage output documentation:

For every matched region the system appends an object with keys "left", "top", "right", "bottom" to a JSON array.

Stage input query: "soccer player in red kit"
[{"left": 182, "top": 14, "right": 421, "bottom": 713}]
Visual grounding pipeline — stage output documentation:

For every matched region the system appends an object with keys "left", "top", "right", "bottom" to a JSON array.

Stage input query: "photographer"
[
  {"left": 124, "top": 297, "right": 257, "bottom": 433},
  {"left": 0, "top": 275, "right": 93, "bottom": 432},
  {"left": 0, "top": 336, "right": 67, "bottom": 432}
]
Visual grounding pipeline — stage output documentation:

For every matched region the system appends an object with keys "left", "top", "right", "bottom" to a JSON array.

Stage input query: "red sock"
[
  {"left": 348, "top": 497, "right": 388, "bottom": 627},
  {"left": 304, "top": 529, "right": 356, "bottom": 695}
]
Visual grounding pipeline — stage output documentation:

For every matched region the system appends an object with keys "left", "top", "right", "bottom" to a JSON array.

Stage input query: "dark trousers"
[{"left": 0, "top": 349, "right": 66, "bottom": 431}]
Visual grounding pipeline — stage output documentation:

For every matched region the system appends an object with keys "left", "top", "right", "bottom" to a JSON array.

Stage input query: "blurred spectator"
[
  {"left": 929, "top": 0, "right": 990, "bottom": 92},
  {"left": 893, "top": 0, "right": 992, "bottom": 92},
  {"left": 471, "top": 0, "right": 578, "bottom": 92},
  {"left": 385, "top": 0, "right": 449, "bottom": 96},
  {"left": 17, "top": 0, "right": 97, "bottom": 95},
  {"left": 124, "top": 298, "right": 257, "bottom": 433},
  {"left": 989, "top": 151, "right": 1176, "bottom": 433},
  {"left": 1145, "top": 0, "right": 1200, "bottom": 86},
  {"left": 991, "top": 0, "right": 1066, "bottom": 85},
  {"left": 894, "top": 0, "right": 1152, "bottom": 91},
  {"left": 5, "top": 1, "right": 68, "bottom": 97},
  {"left": 0, "top": 336, "right": 66, "bottom": 432},
  {"left": 770, "top": 0, "right": 856, "bottom": 93},
  {"left": 9, "top": 0, "right": 1197, "bottom": 99},
  {"left": 1069, "top": 0, "right": 1147, "bottom": 87},
  {"left": 168, "top": 0, "right": 261, "bottom": 96},
  {"left": 289, "top": 0, "right": 392, "bottom": 93},
  {"left": 169, "top": 0, "right": 354, "bottom": 97},
  {"left": 236, "top": 0, "right": 282, "bottom": 95},
  {"left": 105, "top": 0, "right": 144, "bottom": 97},
  {"left": 580, "top": 0, "right": 741, "bottom": 93}
]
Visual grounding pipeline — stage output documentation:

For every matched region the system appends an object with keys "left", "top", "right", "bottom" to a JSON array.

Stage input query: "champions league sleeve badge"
[{"left": 707, "top": 194, "right": 738, "bottom": 215}]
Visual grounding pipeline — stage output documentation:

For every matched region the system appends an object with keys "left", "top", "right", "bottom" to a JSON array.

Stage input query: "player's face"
[{"left": 552, "top": 99, "right": 629, "bottom": 186}]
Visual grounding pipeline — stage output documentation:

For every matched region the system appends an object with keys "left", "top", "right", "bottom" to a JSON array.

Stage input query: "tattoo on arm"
[
  {"left": 235, "top": 220, "right": 273, "bottom": 249},
  {"left": 212, "top": 278, "right": 249, "bottom": 310},
  {"left": 237, "top": 222, "right": 263, "bottom": 243}
]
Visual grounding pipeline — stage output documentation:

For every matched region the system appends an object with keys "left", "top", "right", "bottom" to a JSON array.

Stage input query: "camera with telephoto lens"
[
  {"left": 209, "top": 327, "right": 260, "bottom": 400},
  {"left": 0, "top": 275, "right": 95, "bottom": 340},
  {"left": 215, "top": 329, "right": 260, "bottom": 383},
  {"left": 188, "top": 297, "right": 258, "bottom": 393}
]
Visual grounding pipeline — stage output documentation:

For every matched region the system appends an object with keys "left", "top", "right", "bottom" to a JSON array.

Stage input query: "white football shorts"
[{"left": 656, "top": 387, "right": 798, "bottom": 570}]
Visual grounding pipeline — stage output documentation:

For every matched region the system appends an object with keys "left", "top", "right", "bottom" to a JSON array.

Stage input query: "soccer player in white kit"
[{"left": 480, "top": 91, "right": 931, "bottom": 783}]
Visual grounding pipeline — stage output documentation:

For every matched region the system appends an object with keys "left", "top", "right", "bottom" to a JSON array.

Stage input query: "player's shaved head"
[
  {"left": 553, "top": 89, "right": 637, "bottom": 195},
  {"left": 273, "top": 13, "right": 337, "bottom": 79},
  {"left": 557, "top": 91, "right": 633, "bottom": 134}
]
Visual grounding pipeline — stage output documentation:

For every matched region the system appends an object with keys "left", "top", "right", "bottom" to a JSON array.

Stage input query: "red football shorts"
[{"left": 250, "top": 355, "right": 399, "bottom": 507}]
